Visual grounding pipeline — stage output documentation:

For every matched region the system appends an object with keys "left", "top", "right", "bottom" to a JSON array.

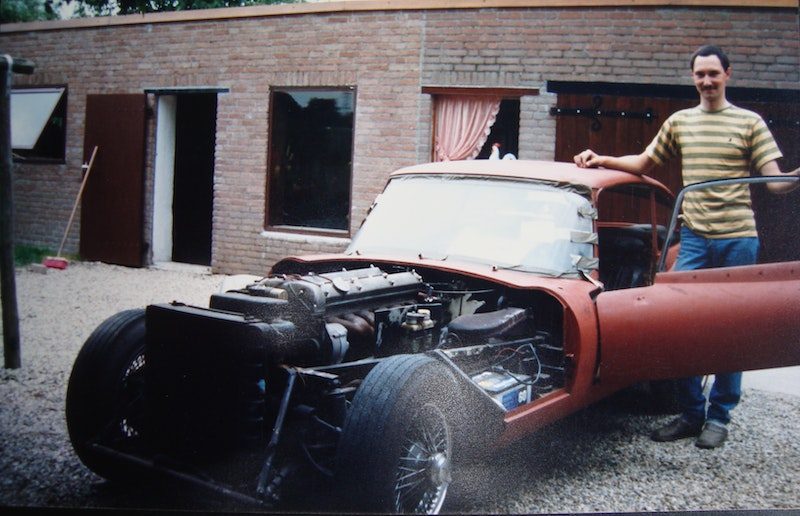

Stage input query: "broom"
[{"left": 44, "top": 146, "right": 98, "bottom": 270}]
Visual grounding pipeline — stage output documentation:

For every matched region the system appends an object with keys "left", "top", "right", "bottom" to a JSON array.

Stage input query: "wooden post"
[{"left": 1, "top": 55, "right": 35, "bottom": 369}]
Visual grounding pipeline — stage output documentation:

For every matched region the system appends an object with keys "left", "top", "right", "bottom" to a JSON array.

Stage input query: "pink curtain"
[{"left": 433, "top": 95, "right": 501, "bottom": 161}]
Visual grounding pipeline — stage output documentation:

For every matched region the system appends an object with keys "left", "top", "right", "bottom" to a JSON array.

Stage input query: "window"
[
  {"left": 11, "top": 86, "right": 67, "bottom": 162},
  {"left": 596, "top": 185, "right": 674, "bottom": 290},
  {"left": 347, "top": 175, "right": 595, "bottom": 277},
  {"left": 423, "top": 87, "right": 536, "bottom": 162},
  {"left": 597, "top": 184, "right": 672, "bottom": 227},
  {"left": 475, "top": 99, "right": 520, "bottom": 160},
  {"left": 267, "top": 88, "right": 355, "bottom": 232}
]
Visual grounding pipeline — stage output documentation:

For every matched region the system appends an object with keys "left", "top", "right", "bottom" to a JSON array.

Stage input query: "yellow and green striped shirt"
[{"left": 645, "top": 105, "right": 783, "bottom": 238}]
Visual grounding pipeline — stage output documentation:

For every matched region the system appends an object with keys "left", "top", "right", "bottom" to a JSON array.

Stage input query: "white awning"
[{"left": 11, "top": 88, "right": 65, "bottom": 150}]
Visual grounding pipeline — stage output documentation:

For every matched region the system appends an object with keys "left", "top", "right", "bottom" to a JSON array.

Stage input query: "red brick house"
[{"left": 1, "top": 0, "right": 798, "bottom": 274}]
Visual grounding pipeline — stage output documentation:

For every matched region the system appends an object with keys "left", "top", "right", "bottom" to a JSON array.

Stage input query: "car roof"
[{"left": 391, "top": 160, "right": 672, "bottom": 195}]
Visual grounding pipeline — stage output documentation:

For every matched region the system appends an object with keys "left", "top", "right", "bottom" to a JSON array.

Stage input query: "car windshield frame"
[{"left": 346, "top": 174, "right": 598, "bottom": 277}]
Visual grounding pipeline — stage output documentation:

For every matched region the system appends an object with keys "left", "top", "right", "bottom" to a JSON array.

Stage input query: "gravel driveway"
[{"left": 1, "top": 262, "right": 798, "bottom": 513}]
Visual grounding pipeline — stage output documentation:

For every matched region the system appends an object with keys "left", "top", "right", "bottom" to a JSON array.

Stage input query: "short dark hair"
[{"left": 690, "top": 45, "right": 730, "bottom": 71}]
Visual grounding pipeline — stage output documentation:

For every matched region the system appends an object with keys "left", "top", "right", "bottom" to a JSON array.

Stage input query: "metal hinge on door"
[{"left": 549, "top": 96, "right": 657, "bottom": 132}]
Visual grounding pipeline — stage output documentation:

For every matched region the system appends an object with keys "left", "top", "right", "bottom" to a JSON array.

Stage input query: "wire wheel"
[
  {"left": 393, "top": 403, "right": 452, "bottom": 514},
  {"left": 116, "top": 351, "right": 146, "bottom": 440},
  {"left": 335, "top": 354, "right": 460, "bottom": 514},
  {"left": 66, "top": 309, "right": 148, "bottom": 481}
]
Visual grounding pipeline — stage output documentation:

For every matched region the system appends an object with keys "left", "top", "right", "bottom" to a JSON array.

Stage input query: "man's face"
[{"left": 692, "top": 54, "right": 731, "bottom": 105}]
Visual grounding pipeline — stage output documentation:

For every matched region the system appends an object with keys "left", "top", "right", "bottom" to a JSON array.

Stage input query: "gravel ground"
[{"left": 1, "top": 261, "right": 799, "bottom": 513}]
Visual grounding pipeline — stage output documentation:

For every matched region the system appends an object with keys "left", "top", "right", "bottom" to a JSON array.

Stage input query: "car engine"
[{"left": 143, "top": 265, "right": 566, "bottom": 497}]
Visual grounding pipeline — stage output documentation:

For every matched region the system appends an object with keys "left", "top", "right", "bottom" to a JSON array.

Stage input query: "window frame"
[
  {"left": 265, "top": 86, "right": 356, "bottom": 237},
  {"left": 11, "top": 84, "right": 68, "bottom": 164},
  {"left": 423, "top": 86, "right": 538, "bottom": 162}
]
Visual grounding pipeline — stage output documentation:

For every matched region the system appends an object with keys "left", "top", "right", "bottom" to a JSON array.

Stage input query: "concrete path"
[{"left": 743, "top": 365, "right": 800, "bottom": 397}]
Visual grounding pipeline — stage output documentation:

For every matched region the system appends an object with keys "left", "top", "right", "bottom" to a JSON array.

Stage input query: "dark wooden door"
[
  {"left": 80, "top": 94, "right": 146, "bottom": 267},
  {"left": 739, "top": 101, "right": 800, "bottom": 263},
  {"left": 554, "top": 93, "right": 800, "bottom": 262},
  {"left": 553, "top": 94, "right": 693, "bottom": 196}
]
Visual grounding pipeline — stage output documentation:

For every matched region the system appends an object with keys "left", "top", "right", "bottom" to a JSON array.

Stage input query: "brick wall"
[
  {"left": 421, "top": 6, "right": 800, "bottom": 159},
  {"left": 1, "top": 3, "right": 797, "bottom": 274}
]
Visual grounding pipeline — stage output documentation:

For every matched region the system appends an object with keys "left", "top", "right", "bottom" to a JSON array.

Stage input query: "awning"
[{"left": 11, "top": 87, "right": 65, "bottom": 150}]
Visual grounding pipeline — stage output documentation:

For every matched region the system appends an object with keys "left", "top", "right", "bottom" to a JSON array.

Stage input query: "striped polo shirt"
[{"left": 645, "top": 105, "right": 783, "bottom": 238}]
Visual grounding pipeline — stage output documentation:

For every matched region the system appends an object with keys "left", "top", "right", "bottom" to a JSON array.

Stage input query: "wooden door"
[
  {"left": 739, "top": 100, "right": 800, "bottom": 263},
  {"left": 80, "top": 94, "right": 146, "bottom": 267},
  {"left": 553, "top": 93, "right": 693, "bottom": 196}
]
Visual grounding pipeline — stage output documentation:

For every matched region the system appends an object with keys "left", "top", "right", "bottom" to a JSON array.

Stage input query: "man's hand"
[
  {"left": 574, "top": 150, "right": 655, "bottom": 176},
  {"left": 574, "top": 149, "right": 603, "bottom": 168}
]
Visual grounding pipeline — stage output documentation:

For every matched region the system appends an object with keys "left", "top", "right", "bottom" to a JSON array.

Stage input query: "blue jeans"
[{"left": 674, "top": 226, "right": 760, "bottom": 425}]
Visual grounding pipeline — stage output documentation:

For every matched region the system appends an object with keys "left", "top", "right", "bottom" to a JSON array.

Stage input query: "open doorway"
[{"left": 153, "top": 93, "right": 217, "bottom": 266}]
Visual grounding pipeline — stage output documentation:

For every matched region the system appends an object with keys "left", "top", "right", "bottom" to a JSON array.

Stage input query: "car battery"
[{"left": 471, "top": 370, "right": 532, "bottom": 410}]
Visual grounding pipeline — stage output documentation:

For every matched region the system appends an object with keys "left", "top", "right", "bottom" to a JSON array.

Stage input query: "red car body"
[
  {"left": 274, "top": 160, "right": 800, "bottom": 446},
  {"left": 66, "top": 159, "right": 800, "bottom": 514}
]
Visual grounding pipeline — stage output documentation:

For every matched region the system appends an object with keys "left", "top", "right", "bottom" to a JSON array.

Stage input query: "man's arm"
[
  {"left": 759, "top": 160, "right": 800, "bottom": 194},
  {"left": 573, "top": 149, "right": 657, "bottom": 176}
]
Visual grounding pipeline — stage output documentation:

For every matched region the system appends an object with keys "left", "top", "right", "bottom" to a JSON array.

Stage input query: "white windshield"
[{"left": 346, "top": 175, "right": 597, "bottom": 277}]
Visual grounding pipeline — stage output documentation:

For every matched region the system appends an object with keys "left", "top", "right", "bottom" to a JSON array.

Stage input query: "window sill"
[
  {"left": 12, "top": 156, "right": 66, "bottom": 165},
  {"left": 260, "top": 229, "right": 351, "bottom": 247}
]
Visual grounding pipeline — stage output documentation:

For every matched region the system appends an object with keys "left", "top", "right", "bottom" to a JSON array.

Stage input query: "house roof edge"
[{"left": 2, "top": 0, "right": 797, "bottom": 34}]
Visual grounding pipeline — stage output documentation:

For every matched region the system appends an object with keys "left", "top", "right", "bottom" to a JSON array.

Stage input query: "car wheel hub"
[
  {"left": 395, "top": 417, "right": 451, "bottom": 514},
  {"left": 428, "top": 452, "right": 450, "bottom": 485}
]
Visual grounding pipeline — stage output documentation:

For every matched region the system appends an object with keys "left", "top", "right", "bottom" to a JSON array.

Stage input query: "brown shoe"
[
  {"left": 651, "top": 417, "right": 703, "bottom": 442},
  {"left": 695, "top": 422, "right": 728, "bottom": 449}
]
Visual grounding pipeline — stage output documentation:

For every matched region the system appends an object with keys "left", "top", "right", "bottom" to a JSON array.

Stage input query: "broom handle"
[{"left": 56, "top": 145, "right": 98, "bottom": 258}]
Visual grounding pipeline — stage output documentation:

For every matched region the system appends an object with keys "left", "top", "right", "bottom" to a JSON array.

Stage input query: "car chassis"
[{"left": 65, "top": 162, "right": 800, "bottom": 513}]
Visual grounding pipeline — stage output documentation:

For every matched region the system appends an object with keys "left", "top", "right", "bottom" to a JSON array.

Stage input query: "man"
[{"left": 574, "top": 45, "right": 799, "bottom": 449}]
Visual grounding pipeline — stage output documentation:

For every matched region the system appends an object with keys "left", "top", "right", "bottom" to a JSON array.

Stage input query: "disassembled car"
[{"left": 66, "top": 160, "right": 800, "bottom": 513}]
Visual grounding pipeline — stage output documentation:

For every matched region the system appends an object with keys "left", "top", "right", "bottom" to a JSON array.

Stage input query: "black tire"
[
  {"left": 65, "top": 309, "right": 147, "bottom": 482},
  {"left": 335, "top": 354, "right": 460, "bottom": 514}
]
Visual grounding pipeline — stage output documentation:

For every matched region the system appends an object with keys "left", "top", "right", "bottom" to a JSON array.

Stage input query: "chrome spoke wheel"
[
  {"left": 116, "top": 352, "right": 146, "bottom": 441},
  {"left": 393, "top": 404, "right": 452, "bottom": 514},
  {"left": 335, "top": 355, "right": 460, "bottom": 514}
]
